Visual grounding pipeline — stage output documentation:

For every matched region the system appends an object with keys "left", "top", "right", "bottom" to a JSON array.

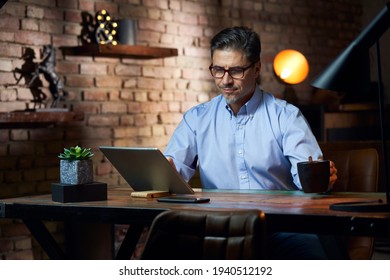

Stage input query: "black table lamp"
[
  {"left": 312, "top": 2, "right": 390, "bottom": 212},
  {"left": 0, "top": 0, "right": 7, "bottom": 9}
]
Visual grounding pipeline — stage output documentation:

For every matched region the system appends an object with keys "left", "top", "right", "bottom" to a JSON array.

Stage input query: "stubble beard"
[{"left": 222, "top": 88, "right": 252, "bottom": 105}]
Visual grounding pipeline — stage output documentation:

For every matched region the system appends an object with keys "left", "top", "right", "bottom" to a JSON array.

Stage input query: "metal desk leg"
[
  {"left": 23, "top": 219, "right": 66, "bottom": 260},
  {"left": 115, "top": 224, "right": 145, "bottom": 260}
]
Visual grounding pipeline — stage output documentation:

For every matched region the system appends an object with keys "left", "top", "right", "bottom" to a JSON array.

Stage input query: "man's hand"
[
  {"left": 329, "top": 160, "right": 337, "bottom": 188},
  {"left": 318, "top": 157, "right": 337, "bottom": 189},
  {"left": 166, "top": 157, "right": 176, "bottom": 170}
]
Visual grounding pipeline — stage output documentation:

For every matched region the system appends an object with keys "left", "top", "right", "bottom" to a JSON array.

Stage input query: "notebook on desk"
[{"left": 99, "top": 146, "right": 195, "bottom": 197}]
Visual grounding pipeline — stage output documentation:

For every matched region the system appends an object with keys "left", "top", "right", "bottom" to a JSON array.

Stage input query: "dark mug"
[{"left": 297, "top": 160, "right": 330, "bottom": 193}]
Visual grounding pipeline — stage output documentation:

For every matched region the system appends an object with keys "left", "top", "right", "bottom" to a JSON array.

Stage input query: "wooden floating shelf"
[
  {"left": 0, "top": 110, "right": 84, "bottom": 128},
  {"left": 61, "top": 44, "right": 178, "bottom": 59}
]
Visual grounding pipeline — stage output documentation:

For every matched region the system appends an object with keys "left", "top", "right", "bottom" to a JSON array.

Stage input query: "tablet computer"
[{"left": 99, "top": 146, "right": 195, "bottom": 195}]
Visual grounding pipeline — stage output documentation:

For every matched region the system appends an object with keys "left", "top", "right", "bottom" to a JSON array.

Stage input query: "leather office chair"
[
  {"left": 141, "top": 210, "right": 267, "bottom": 260},
  {"left": 322, "top": 148, "right": 379, "bottom": 259}
]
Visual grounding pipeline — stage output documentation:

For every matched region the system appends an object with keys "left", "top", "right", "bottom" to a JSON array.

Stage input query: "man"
[{"left": 164, "top": 26, "right": 340, "bottom": 259}]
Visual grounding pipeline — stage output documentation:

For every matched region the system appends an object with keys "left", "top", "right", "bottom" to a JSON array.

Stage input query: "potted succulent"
[{"left": 58, "top": 145, "right": 94, "bottom": 185}]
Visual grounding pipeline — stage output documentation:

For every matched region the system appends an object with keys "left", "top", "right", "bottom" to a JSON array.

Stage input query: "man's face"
[{"left": 211, "top": 49, "right": 260, "bottom": 106}]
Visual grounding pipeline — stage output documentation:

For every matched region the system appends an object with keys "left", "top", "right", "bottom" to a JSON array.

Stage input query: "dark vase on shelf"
[{"left": 116, "top": 19, "right": 137, "bottom": 45}]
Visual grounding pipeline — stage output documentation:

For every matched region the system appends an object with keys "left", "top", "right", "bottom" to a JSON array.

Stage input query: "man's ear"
[{"left": 255, "top": 61, "right": 261, "bottom": 74}]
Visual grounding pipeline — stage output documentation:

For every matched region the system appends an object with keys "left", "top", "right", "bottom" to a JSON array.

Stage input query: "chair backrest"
[
  {"left": 320, "top": 147, "right": 379, "bottom": 259},
  {"left": 321, "top": 148, "right": 379, "bottom": 192},
  {"left": 141, "top": 210, "right": 267, "bottom": 260}
]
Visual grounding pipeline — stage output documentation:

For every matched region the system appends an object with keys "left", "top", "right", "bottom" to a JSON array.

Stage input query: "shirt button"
[
  {"left": 238, "top": 150, "right": 243, "bottom": 155},
  {"left": 240, "top": 174, "right": 247, "bottom": 179}
]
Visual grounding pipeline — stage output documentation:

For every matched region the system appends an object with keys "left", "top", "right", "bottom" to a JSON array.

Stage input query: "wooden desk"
[{"left": 1, "top": 188, "right": 390, "bottom": 259}]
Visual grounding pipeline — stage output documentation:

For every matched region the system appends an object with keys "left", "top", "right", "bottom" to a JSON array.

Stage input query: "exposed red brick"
[
  {"left": 3, "top": 249, "right": 34, "bottom": 260},
  {"left": 0, "top": 88, "right": 17, "bottom": 101},
  {"left": 0, "top": 32, "right": 14, "bottom": 43},
  {"left": 52, "top": 34, "right": 79, "bottom": 47},
  {"left": 101, "top": 102, "right": 127, "bottom": 113},
  {"left": 140, "top": 101, "right": 168, "bottom": 113},
  {"left": 40, "top": 20, "right": 63, "bottom": 34},
  {"left": 0, "top": 130, "right": 10, "bottom": 142},
  {"left": 14, "top": 30, "right": 51, "bottom": 46},
  {"left": 173, "top": 11, "right": 198, "bottom": 25},
  {"left": 182, "top": 1, "right": 205, "bottom": 14},
  {"left": 143, "top": 0, "right": 168, "bottom": 9},
  {"left": 88, "top": 115, "right": 120, "bottom": 127},
  {"left": 113, "top": 127, "right": 139, "bottom": 138},
  {"left": 138, "top": 18, "right": 166, "bottom": 33},
  {"left": 127, "top": 102, "right": 142, "bottom": 113},
  {"left": 169, "top": 0, "right": 181, "bottom": 11},
  {"left": 136, "top": 30, "right": 161, "bottom": 44},
  {"left": 30, "top": 129, "right": 63, "bottom": 141},
  {"left": 1, "top": 2, "right": 25, "bottom": 17},
  {"left": 79, "top": 0, "right": 95, "bottom": 12},
  {"left": 2, "top": 223, "right": 30, "bottom": 237},
  {"left": 0, "top": 238, "right": 14, "bottom": 252},
  {"left": 83, "top": 90, "right": 109, "bottom": 101},
  {"left": 21, "top": 19, "right": 39, "bottom": 32},
  {"left": 95, "top": 2, "right": 119, "bottom": 14},
  {"left": 66, "top": 75, "right": 94, "bottom": 87},
  {"left": 160, "top": 112, "right": 183, "bottom": 124},
  {"left": 115, "top": 65, "right": 141, "bottom": 76},
  {"left": 96, "top": 161, "right": 112, "bottom": 176},
  {"left": 80, "top": 63, "right": 108, "bottom": 75},
  {"left": 0, "top": 0, "right": 371, "bottom": 260},
  {"left": 143, "top": 66, "right": 173, "bottom": 79},
  {"left": 43, "top": 8, "right": 63, "bottom": 21},
  {"left": 137, "top": 77, "right": 164, "bottom": 90},
  {"left": 10, "top": 129, "right": 28, "bottom": 141},
  {"left": 95, "top": 76, "right": 123, "bottom": 88}
]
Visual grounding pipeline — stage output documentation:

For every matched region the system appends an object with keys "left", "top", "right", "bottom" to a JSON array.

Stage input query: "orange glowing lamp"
[{"left": 273, "top": 49, "right": 309, "bottom": 85}]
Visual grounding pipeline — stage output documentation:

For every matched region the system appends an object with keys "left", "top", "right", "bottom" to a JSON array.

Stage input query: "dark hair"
[{"left": 210, "top": 26, "right": 261, "bottom": 64}]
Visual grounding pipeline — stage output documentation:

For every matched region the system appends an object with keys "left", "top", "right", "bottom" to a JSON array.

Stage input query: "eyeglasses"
[{"left": 209, "top": 62, "right": 255, "bottom": 79}]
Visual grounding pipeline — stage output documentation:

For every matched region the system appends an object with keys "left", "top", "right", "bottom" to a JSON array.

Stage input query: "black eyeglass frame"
[{"left": 209, "top": 62, "right": 256, "bottom": 79}]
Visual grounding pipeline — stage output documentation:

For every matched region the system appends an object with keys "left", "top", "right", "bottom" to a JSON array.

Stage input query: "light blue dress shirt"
[{"left": 164, "top": 87, "right": 322, "bottom": 190}]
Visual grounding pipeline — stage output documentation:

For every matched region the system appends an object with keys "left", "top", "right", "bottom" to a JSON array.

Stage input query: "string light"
[{"left": 94, "top": 10, "right": 118, "bottom": 45}]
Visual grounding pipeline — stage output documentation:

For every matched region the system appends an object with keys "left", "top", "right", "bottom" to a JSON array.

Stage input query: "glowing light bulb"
[
  {"left": 273, "top": 49, "right": 309, "bottom": 84},
  {"left": 280, "top": 69, "right": 292, "bottom": 80}
]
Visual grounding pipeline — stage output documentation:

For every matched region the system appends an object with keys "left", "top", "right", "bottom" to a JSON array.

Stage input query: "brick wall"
[{"left": 0, "top": 0, "right": 364, "bottom": 259}]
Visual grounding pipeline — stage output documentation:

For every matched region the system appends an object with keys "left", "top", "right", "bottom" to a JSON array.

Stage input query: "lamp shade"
[
  {"left": 273, "top": 49, "right": 309, "bottom": 85},
  {"left": 311, "top": 45, "right": 371, "bottom": 98},
  {"left": 311, "top": 2, "right": 390, "bottom": 96}
]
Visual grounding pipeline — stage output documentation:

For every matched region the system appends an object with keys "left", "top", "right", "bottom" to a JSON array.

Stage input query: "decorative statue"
[
  {"left": 12, "top": 47, "right": 47, "bottom": 108},
  {"left": 11, "top": 45, "right": 67, "bottom": 108},
  {"left": 36, "top": 45, "right": 68, "bottom": 108}
]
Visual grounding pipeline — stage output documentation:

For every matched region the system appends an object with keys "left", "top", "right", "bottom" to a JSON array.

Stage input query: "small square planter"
[{"left": 60, "top": 159, "right": 93, "bottom": 185}]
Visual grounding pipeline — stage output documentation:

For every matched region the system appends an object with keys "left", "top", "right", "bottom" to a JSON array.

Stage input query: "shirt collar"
[{"left": 224, "top": 86, "right": 262, "bottom": 116}]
